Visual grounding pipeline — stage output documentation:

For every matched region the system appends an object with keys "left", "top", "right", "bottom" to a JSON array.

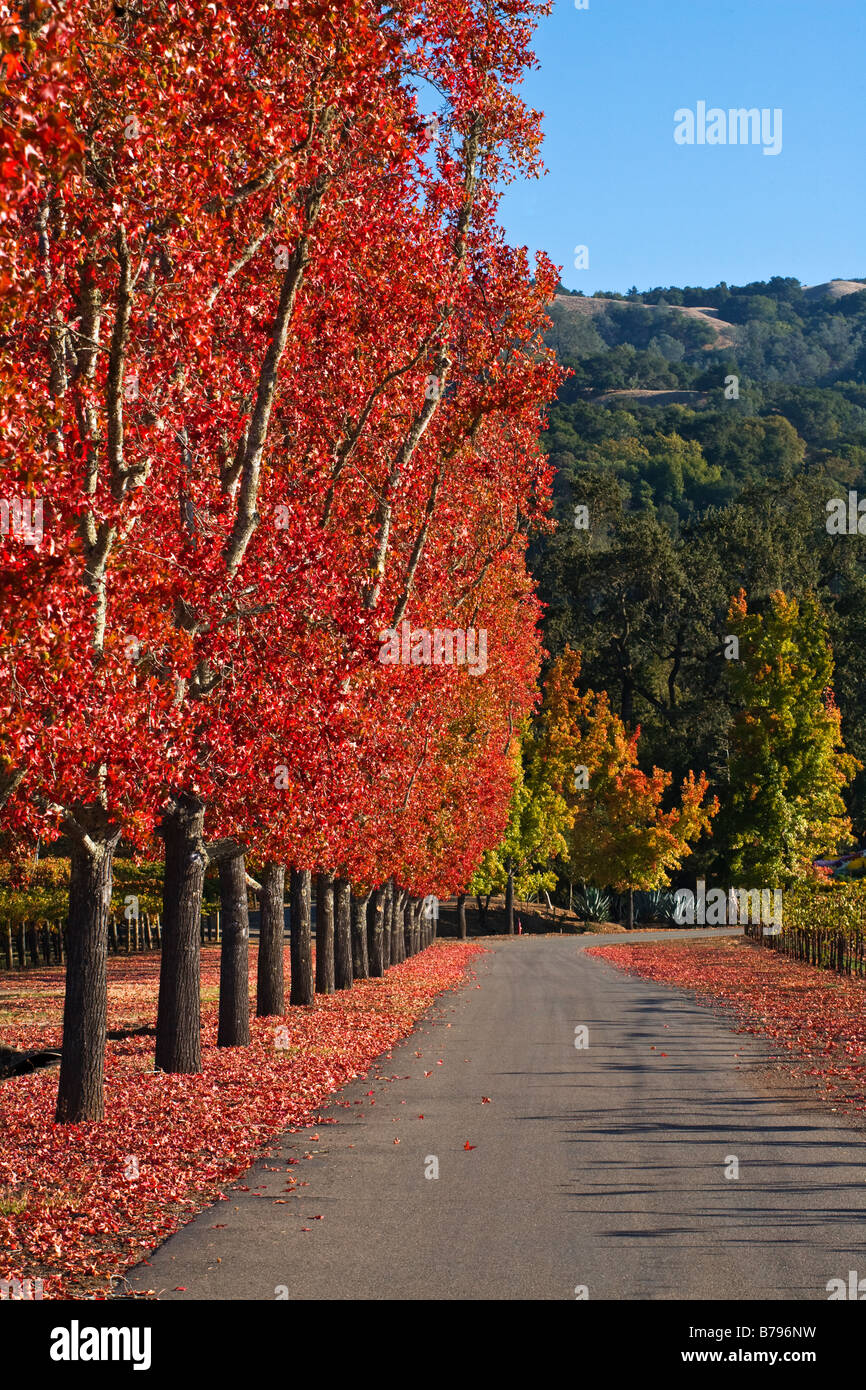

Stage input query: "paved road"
[{"left": 127, "top": 933, "right": 866, "bottom": 1300}]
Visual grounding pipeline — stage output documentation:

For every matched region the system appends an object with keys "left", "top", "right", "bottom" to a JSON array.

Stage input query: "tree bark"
[
  {"left": 290, "top": 868, "right": 314, "bottom": 1005},
  {"left": 391, "top": 887, "right": 405, "bottom": 963},
  {"left": 217, "top": 853, "right": 251, "bottom": 1046},
  {"left": 505, "top": 859, "right": 515, "bottom": 935},
  {"left": 351, "top": 890, "right": 370, "bottom": 978},
  {"left": 403, "top": 896, "right": 414, "bottom": 958},
  {"left": 400, "top": 895, "right": 411, "bottom": 961},
  {"left": 400, "top": 889, "right": 409, "bottom": 959},
  {"left": 256, "top": 861, "right": 285, "bottom": 1017},
  {"left": 55, "top": 813, "right": 121, "bottom": 1123},
  {"left": 368, "top": 884, "right": 386, "bottom": 977},
  {"left": 414, "top": 898, "right": 424, "bottom": 953},
  {"left": 457, "top": 893, "right": 467, "bottom": 940},
  {"left": 315, "top": 871, "right": 335, "bottom": 994},
  {"left": 156, "top": 793, "right": 205, "bottom": 1074},
  {"left": 622, "top": 677, "right": 634, "bottom": 730},
  {"left": 386, "top": 883, "right": 396, "bottom": 963},
  {"left": 382, "top": 879, "right": 393, "bottom": 967},
  {"left": 334, "top": 876, "right": 353, "bottom": 990},
  {"left": 401, "top": 896, "right": 411, "bottom": 958},
  {"left": 402, "top": 896, "right": 410, "bottom": 958}
]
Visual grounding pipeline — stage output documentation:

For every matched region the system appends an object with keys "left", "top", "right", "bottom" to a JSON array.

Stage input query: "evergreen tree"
[{"left": 723, "top": 590, "right": 859, "bottom": 883}]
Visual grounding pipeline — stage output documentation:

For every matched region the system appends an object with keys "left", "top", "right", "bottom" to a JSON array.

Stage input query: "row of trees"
[
  {"left": 0, "top": 1, "right": 560, "bottom": 1121},
  {"left": 234, "top": 872, "right": 439, "bottom": 1043},
  {"left": 483, "top": 593, "right": 859, "bottom": 914},
  {"left": 470, "top": 649, "right": 718, "bottom": 927}
]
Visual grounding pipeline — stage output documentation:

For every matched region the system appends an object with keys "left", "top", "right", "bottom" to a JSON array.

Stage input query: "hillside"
[
  {"left": 552, "top": 292, "right": 737, "bottom": 349},
  {"left": 803, "top": 279, "right": 866, "bottom": 301},
  {"left": 533, "top": 273, "right": 866, "bottom": 841},
  {"left": 547, "top": 274, "right": 866, "bottom": 390}
]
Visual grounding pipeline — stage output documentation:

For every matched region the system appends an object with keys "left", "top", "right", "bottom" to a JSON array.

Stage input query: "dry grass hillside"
[
  {"left": 802, "top": 279, "right": 866, "bottom": 301},
  {"left": 552, "top": 293, "right": 737, "bottom": 350}
]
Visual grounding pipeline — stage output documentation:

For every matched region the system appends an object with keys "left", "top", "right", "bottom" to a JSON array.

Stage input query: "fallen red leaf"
[{"left": 0, "top": 941, "right": 484, "bottom": 1297}]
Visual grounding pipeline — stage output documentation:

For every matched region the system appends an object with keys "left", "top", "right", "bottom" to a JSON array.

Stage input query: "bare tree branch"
[{"left": 223, "top": 162, "right": 331, "bottom": 578}]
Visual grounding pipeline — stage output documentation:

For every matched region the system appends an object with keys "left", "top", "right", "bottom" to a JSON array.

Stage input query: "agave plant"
[
  {"left": 574, "top": 886, "right": 612, "bottom": 923},
  {"left": 639, "top": 889, "right": 681, "bottom": 925}
]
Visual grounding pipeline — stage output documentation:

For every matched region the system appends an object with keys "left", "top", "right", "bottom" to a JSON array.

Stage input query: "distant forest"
[{"left": 532, "top": 277, "right": 866, "bottom": 861}]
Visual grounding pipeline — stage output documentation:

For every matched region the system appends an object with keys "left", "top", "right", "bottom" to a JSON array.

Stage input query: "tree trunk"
[
  {"left": 334, "top": 876, "right": 353, "bottom": 989},
  {"left": 401, "top": 896, "right": 410, "bottom": 958},
  {"left": 457, "top": 893, "right": 467, "bottom": 940},
  {"left": 476, "top": 894, "right": 487, "bottom": 933},
  {"left": 402, "top": 896, "right": 411, "bottom": 958},
  {"left": 256, "top": 861, "right": 285, "bottom": 1017},
  {"left": 400, "top": 891, "right": 410, "bottom": 955},
  {"left": 290, "top": 868, "right": 314, "bottom": 1005},
  {"left": 627, "top": 888, "right": 634, "bottom": 932},
  {"left": 382, "top": 879, "right": 393, "bottom": 967},
  {"left": 368, "top": 884, "right": 386, "bottom": 977},
  {"left": 315, "top": 871, "right": 335, "bottom": 995},
  {"left": 391, "top": 887, "right": 405, "bottom": 963},
  {"left": 217, "top": 853, "right": 251, "bottom": 1046},
  {"left": 156, "top": 793, "right": 205, "bottom": 1074},
  {"left": 55, "top": 815, "right": 121, "bottom": 1123},
  {"left": 403, "top": 896, "right": 413, "bottom": 958},
  {"left": 387, "top": 884, "right": 397, "bottom": 963},
  {"left": 505, "top": 860, "right": 515, "bottom": 935},
  {"left": 622, "top": 677, "right": 634, "bottom": 729},
  {"left": 351, "top": 890, "right": 370, "bottom": 978},
  {"left": 414, "top": 898, "right": 424, "bottom": 952}
]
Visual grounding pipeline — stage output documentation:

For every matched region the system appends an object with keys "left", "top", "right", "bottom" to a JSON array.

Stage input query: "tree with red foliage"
[{"left": 1, "top": 0, "right": 560, "bottom": 1123}]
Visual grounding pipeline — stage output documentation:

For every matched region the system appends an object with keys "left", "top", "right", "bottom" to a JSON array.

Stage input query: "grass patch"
[{"left": 0, "top": 1186, "right": 28, "bottom": 1215}]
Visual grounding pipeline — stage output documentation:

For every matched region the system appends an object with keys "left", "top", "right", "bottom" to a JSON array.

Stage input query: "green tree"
[
  {"left": 723, "top": 590, "right": 860, "bottom": 883},
  {"left": 470, "top": 650, "right": 591, "bottom": 928}
]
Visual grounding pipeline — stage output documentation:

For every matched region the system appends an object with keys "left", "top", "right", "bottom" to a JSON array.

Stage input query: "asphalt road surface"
[{"left": 126, "top": 932, "right": 866, "bottom": 1300}]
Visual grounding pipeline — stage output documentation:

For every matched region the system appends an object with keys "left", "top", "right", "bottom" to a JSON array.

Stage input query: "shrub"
[{"left": 574, "top": 886, "right": 612, "bottom": 922}]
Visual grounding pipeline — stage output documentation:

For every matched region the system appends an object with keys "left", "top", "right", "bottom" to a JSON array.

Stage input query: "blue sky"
[{"left": 498, "top": 0, "right": 866, "bottom": 294}]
